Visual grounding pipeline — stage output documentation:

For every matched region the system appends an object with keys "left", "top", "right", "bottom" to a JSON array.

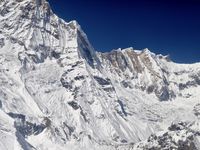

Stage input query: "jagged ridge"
[{"left": 0, "top": 0, "right": 200, "bottom": 150}]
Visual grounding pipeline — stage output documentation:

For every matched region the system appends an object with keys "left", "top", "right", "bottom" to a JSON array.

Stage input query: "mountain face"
[{"left": 0, "top": 0, "right": 200, "bottom": 149}]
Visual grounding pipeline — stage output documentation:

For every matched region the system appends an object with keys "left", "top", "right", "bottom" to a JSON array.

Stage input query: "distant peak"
[
  {"left": 143, "top": 48, "right": 151, "bottom": 53},
  {"left": 121, "top": 47, "right": 134, "bottom": 51},
  {"left": 67, "top": 20, "right": 80, "bottom": 30}
]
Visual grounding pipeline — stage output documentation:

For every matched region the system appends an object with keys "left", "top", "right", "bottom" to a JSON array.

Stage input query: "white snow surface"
[{"left": 0, "top": 0, "right": 200, "bottom": 149}]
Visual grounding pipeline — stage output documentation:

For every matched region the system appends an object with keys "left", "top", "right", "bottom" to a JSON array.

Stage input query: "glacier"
[{"left": 0, "top": 0, "right": 200, "bottom": 149}]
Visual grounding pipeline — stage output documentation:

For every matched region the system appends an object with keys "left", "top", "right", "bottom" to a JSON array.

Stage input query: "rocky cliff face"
[
  {"left": 135, "top": 121, "right": 200, "bottom": 150},
  {"left": 0, "top": 0, "right": 200, "bottom": 149}
]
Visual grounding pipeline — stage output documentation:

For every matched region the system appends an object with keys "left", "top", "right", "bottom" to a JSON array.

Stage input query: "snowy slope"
[{"left": 0, "top": 0, "right": 200, "bottom": 149}]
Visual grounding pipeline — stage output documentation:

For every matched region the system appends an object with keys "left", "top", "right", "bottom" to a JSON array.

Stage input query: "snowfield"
[{"left": 0, "top": 0, "right": 200, "bottom": 149}]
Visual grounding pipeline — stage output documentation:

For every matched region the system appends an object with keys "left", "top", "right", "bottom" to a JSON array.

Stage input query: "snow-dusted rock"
[
  {"left": 0, "top": 0, "right": 200, "bottom": 149},
  {"left": 134, "top": 121, "right": 200, "bottom": 150}
]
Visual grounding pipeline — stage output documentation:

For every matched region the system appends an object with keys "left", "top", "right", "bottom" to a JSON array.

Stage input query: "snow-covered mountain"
[{"left": 0, "top": 0, "right": 200, "bottom": 149}]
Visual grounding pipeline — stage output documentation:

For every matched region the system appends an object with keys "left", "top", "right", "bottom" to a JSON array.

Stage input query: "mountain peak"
[
  {"left": 0, "top": 0, "right": 200, "bottom": 150},
  {"left": 0, "top": 0, "right": 97, "bottom": 70}
]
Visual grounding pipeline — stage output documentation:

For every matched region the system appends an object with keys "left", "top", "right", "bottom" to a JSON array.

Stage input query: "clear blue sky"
[{"left": 48, "top": 0, "right": 200, "bottom": 63}]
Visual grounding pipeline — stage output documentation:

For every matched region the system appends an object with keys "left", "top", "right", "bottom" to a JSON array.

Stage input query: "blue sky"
[{"left": 48, "top": 0, "right": 200, "bottom": 63}]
